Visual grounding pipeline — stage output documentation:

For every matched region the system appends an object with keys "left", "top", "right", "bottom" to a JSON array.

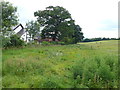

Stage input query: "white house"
[{"left": 13, "top": 24, "right": 32, "bottom": 43}]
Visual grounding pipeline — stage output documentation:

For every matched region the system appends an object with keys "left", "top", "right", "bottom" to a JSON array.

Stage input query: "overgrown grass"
[{"left": 2, "top": 40, "right": 118, "bottom": 88}]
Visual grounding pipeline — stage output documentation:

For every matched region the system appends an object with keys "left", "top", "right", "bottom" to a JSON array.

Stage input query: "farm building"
[
  {"left": 13, "top": 24, "right": 59, "bottom": 43},
  {"left": 13, "top": 24, "right": 30, "bottom": 42}
]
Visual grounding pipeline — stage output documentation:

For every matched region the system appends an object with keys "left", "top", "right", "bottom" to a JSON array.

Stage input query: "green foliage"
[
  {"left": 62, "top": 37, "right": 74, "bottom": 44},
  {"left": 56, "top": 41, "right": 65, "bottom": 45},
  {"left": 1, "top": 35, "right": 11, "bottom": 48},
  {"left": 41, "top": 41, "right": 51, "bottom": 46},
  {"left": 82, "top": 37, "right": 117, "bottom": 42},
  {"left": 2, "top": 34, "right": 25, "bottom": 48},
  {"left": 2, "top": 40, "right": 118, "bottom": 88},
  {"left": 73, "top": 25, "right": 84, "bottom": 43},
  {"left": 82, "top": 38, "right": 102, "bottom": 42},
  {"left": 34, "top": 6, "right": 84, "bottom": 44},
  {"left": 9, "top": 35, "right": 25, "bottom": 47},
  {"left": 26, "top": 21, "right": 40, "bottom": 41},
  {"left": 42, "top": 77, "right": 61, "bottom": 88},
  {"left": 41, "top": 41, "right": 66, "bottom": 45},
  {"left": 1, "top": 1, "right": 18, "bottom": 35},
  {"left": 72, "top": 54, "right": 118, "bottom": 88}
]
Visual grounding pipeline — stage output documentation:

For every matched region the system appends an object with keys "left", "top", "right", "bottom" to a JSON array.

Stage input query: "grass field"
[{"left": 2, "top": 40, "right": 118, "bottom": 88}]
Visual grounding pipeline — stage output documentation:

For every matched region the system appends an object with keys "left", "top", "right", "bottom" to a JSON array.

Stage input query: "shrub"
[
  {"left": 2, "top": 34, "right": 25, "bottom": 48},
  {"left": 49, "top": 41, "right": 58, "bottom": 45},
  {"left": 57, "top": 41, "right": 65, "bottom": 45},
  {"left": 50, "top": 41, "right": 65, "bottom": 45},
  {"left": 10, "top": 35, "right": 25, "bottom": 47},
  {"left": 41, "top": 41, "right": 51, "bottom": 46},
  {"left": 1, "top": 35, "right": 11, "bottom": 48}
]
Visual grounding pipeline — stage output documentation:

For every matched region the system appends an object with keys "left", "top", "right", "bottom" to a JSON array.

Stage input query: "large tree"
[
  {"left": 74, "top": 25, "right": 84, "bottom": 43},
  {"left": 34, "top": 6, "right": 84, "bottom": 43},
  {"left": 1, "top": 1, "right": 18, "bottom": 35}
]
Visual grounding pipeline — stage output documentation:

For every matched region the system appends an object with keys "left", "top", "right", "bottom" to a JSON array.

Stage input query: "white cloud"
[{"left": 7, "top": 0, "right": 119, "bottom": 38}]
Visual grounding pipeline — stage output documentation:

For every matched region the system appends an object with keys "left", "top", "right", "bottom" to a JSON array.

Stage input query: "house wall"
[{"left": 20, "top": 31, "right": 32, "bottom": 43}]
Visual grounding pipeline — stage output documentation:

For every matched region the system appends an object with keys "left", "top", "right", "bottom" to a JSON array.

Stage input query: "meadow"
[{"left": 2, "top": 40, "right": 118, "bottom": 88}]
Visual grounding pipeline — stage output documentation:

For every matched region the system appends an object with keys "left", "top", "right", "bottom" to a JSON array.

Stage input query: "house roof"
[{"left": 13, "top": 24, "right": 25, "bottom": 37}]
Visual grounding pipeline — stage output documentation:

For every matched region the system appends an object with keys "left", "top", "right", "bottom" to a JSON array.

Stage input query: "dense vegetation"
[
  {"left": 1, "top": 1, "right": 118, "bottom": 88},
  {"left": 0, "top": 1, "right": 25, "bottom": 48},
  {"left": 2, "top": 40, "right": 118, "bottom": 88},
  {"left": 1, "top": 1, "right": 18, "bottom": 35},
  {"left": 1, "top": 1, "right": 84, "bottom": 48},
  {"left": 34, "top": 6, "right": 84, "bottom": 44},
  {"left": 1, "top": 35, "right": 25, "bottom": 49}
]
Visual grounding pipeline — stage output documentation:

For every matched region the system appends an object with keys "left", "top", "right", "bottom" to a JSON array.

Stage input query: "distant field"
[{"left": 2, "top": 40, "right": 118, "bottom": 88}]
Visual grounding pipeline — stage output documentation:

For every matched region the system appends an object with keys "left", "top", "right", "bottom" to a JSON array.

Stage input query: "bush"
[
  {"left": 57, "top": 41, "right": 65, "bottom": 45},
  {"left": 10, "top": 35, "right": 25, "bottom": 47},
  {"left": 1, "top": 35, "right": 11, "bottom": 48},
  {"left": 50, "top": 41, "right": 65, "bottom": 45},
  {"left": 49, "top": 41, "right": 58, "bottom": 45},
  {"left": 2, "top": 34, "right": 25, "bottom": 48},
  {"left": 41, "top": 41, "right": 51, "bottom": 46}
]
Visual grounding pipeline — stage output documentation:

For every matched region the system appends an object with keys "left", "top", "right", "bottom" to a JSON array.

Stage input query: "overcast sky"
[{"left": 6, "top": 0, "right": 119, "bottom": 38}]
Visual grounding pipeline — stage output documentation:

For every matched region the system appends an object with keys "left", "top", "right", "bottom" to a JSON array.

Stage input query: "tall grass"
[{"left": 2, "top": 40, "right": 118, "bottom": 88}]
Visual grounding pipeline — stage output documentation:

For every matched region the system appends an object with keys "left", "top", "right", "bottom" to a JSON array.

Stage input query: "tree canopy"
[
  {"left": 1, "top": 1, "right": 18, "bottom": 35},
  {"left": 34, "top": 6, "right": 84, "bottom": 44},
  {"left": 26, "top": 20, "right": 40, "bottom": 40}
]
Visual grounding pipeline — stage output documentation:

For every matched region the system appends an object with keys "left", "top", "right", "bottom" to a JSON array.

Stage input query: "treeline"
[
  {"left": 1, "top": 1, "right": 119, "bottom": 49},
  {"left": 82, "top": 37, "right": 119, "bottom": 42},
  {"left": 1, "top": 1, "right": 84, "bottom": 49}
]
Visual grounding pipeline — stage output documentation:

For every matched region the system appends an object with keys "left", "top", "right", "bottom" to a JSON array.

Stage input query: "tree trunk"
[
  {"left": 52, "top": 35, "right": 56, "bottom": 41},
  {"left": 52, "top": 31, "right": 57, "bottom": 41}
]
